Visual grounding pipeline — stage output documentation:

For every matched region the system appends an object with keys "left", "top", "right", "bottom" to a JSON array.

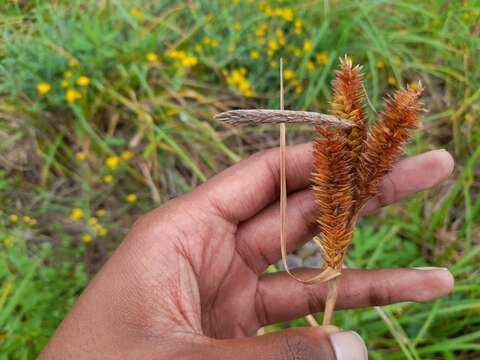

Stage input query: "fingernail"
[
  {"left": 330, "top": 331, "right": 367, "bottom": 360},
  {"left": 412, "top": 266, "right": 448, "bottom": 271}
]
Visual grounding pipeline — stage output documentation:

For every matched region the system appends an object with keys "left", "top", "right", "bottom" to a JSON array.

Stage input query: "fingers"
[
  {"left": 205, "top": 326, "right": 367, "bottom": 360},
  {"left": 255, "top": 268, "right": 454, "bottom": 326},
  {"left": 236, "top": 150, "right": 454, "bottom": 273},
  {"left": 194, "top": 143, "right": 313, "bottom": 223}
]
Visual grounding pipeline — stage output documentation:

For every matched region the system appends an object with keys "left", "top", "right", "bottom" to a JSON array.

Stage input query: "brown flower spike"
[{"left": 311, "top": 57, "right": 424, "bottom": 323}]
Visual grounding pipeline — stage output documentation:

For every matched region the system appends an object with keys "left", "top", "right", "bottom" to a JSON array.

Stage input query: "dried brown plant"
[
  {"left": 311, "top": 127, "right": 353, "bottom": 270},
  {"left": 311, "top": 58, "right": 424, "bottom": 324}
]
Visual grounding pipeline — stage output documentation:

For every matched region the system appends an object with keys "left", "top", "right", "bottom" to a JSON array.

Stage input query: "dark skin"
[{"left": 40, "top": 144, "right": 455, "bottom": 359}]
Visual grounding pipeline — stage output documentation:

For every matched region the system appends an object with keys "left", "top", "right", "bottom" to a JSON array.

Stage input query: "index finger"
[{"left": 195, "top": 143, "right": 313, "bottom": 223}]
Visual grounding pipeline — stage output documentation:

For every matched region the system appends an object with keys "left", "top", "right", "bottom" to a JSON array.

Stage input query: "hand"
[{"left": 40, "top": 143, "right": 455, "bottom": 360}]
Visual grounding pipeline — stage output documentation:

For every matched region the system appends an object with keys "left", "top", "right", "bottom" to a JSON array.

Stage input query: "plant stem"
[{"left": 322, "top": 277, "right": 338, "bottom": 325}]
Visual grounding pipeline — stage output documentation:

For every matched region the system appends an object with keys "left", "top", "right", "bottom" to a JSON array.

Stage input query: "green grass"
[{"left": 0, "top": 0, "right": 479, "bottom": 358}]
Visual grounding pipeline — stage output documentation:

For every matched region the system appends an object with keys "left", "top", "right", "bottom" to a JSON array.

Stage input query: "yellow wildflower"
[
  {"left": 376, "top": 60, "right": 385, "bottom": 69},
  {"left": 76, "top": 151, "right": 87, "bottom": 161},
  {"left": 76, "top": 76, "right": 90, "bottom": 87},
  {"left": 70, "top": 208, "right": 84, "bottom": 221},
  {"left": 129, "top": 6, "right": 145, "bottom": 23},
  {"left": 126, "top": 194, "right": 138, "bottom": 203},
  {"left": 68, "top": 59, "right": 80, "bottom": 67},
  {"left": 250, "top": 50, "right": 260, "bottom": 59},
  {"left": 9, "top": 214, "right": 18, "bottom": 222},
  {"left": 464, "top": 113, "right": 474, "bottom": 122},
  {"left": 255, "top": 22, "right": 267, "bottom": 37},
  {"left": 105, "top": 156, "right": 120, "bottom": 170},
  {"left": 293, "top": 48, "right": 302, "bottom": 57},
  {"left": 65, "top": 89, "right": 82, "bottom": 104},
  {"left": 60, "top": 80, "right": 69, "bottom": 88},
  {"left": 203, "top": 36, "right": 212, "bottom": 45},
  {"left": 315, "top": 52, "right": 329, "bottom": 65},
  {"left": 234, "top": 22, "right": 241, "bottom": 30},
  {"left": 64, "top": 71, "right": 73, "bottom": 78},
  {"left": 295, "top": 85, "right": 304, "bottom": 94},
  {"left": 146, "top": 52, "right": 158, "bottom": 62},
  {"left": 181, "top": 55, "right": 198, "bottom": 67},
  {"left": 121, "top": 150, "right": 134, "bottom": 161},
  {"left": 36, "top": 82, "right": 52, "bottom": 95},
  {"left": 387, "top": 77, "right": 396, "bottom": 85},
  {"left": 211, "top": 39, "right": 219, "bottom": 48},
  {"left": 88, "top": 217, "right": 98, "bottom": 226},
  {"left": 23, "top": 216, "right": 32, "bottom": 224},
  {"left": 303, "top": 40, "right": 313, "bottom": 52},
  {"left": 268, "top": 39, "right": 279, "bottom": 51},
  {"left": 29, "top": 218, "right": 37, "bottom": 225},
  {"left": 228, "top": 44, "right": 235, "bottom": 53},
  {"left": 82, "top": 234, "right": 93, "bottom": 243},
  {"left": 393, "top": 56, "right": 402, "bottom": 64},
  {"left": 96, "top": 208, "right": 106, "bottom": 217},
  {"left": 307, "top": 61, "right": 315, "bottom": 71},
  {"left": 97, "top": 226, "right": 108, "bottom": 236},
  {"left": 284, "top": 69, "right": 294, "bottom": 80},
  {"left": 270, "top": 60, "right": 278, "bottom": 68},
  {"left": 275, "top": 7, "right": 294, "bottom": 21},
  {"left": 194, "top": 43, "right": 203, "bottom": 52},
  {"left": 3, "top": 238, "right": 13, "bottom": 248},
  {"left": 102, "top": 175, "right": 113, "bottom": 184}
]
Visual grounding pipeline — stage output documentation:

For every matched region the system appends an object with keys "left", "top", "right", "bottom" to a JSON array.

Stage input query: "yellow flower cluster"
[
  {"left": 259, "top": 3, "right": 294, "bottom": 21},
  {"left": 224, "top": 68, "right": 255, "bottom": 97},
  {"left": 167, "top": 49, "right": 198, "bottom": 68},
  {"left": 73, "top": 208, "right": 109, "bottom": 243},
  {"left": 202, "top": 36, "right": 219, "bottom": 48},
  {"left": 58, "top": 61, "right": 91, "bottom": 104},
  {"left": 9, "top": 213, "right": 37, "bottom": 225}
]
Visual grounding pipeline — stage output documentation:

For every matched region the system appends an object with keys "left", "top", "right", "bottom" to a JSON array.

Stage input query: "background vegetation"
[{"left": 0, "top": 0, "right": 479, "bottom": 358}]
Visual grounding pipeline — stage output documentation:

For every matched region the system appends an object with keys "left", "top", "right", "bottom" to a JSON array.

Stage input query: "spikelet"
[
  {"left": 355, "top": 83, "right": 424, "bottom": 211},
  {"left": 331, "top": 56, "right": 368, "bottom": 164},
  {"left": 311, "top": 127, "right": 354, "bottom": 269}
]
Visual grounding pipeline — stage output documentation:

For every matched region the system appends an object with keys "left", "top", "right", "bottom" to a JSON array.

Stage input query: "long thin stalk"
[{"left": 322, "top": 277, "right": 338, "bottom": 325}]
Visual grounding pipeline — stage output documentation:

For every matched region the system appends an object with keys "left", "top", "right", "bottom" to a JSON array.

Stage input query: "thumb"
[{"left": 206, "top": 326, "right": 368, "bottom": 360}]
